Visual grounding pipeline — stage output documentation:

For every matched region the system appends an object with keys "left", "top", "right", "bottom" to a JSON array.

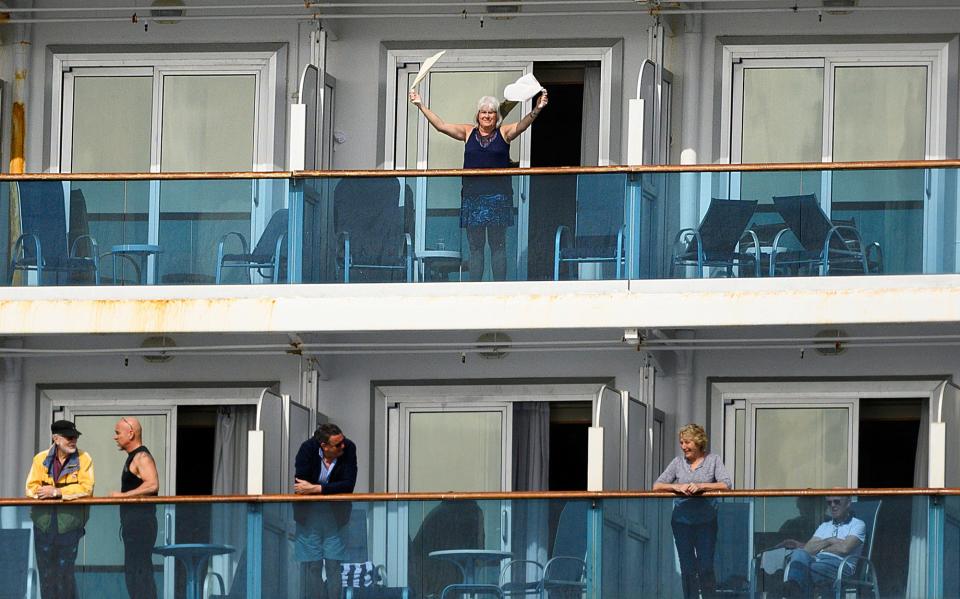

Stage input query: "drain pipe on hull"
[{"left": 10, "top": 1, "right": 33, "bottom": 174}]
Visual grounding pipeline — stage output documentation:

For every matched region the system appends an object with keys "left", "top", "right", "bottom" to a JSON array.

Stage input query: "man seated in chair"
[{"left": 782, "top": 495, "right": 865, "bottom": 598}]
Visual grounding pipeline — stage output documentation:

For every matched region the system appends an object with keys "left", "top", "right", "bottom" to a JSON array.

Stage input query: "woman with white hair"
[{"left": 409, "top": 88, "right": 548, "bottom": 280}]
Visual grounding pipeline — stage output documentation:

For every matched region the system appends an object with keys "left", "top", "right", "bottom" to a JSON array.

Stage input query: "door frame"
[
  {"left": 383, "top": 43, "right": 621, "bottom": 169},
  {"left": 51, "top": 49, "right": 285, "bottom": 173},
  {"left": 711, "top": 378, "right": 947, "bottom": 488}
]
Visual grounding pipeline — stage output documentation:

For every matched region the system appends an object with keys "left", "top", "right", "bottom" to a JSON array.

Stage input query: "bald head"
[{"left": 113, "top": 416, "right": 143, "bottom": 452}]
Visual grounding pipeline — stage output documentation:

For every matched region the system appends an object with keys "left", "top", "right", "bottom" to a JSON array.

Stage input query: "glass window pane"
[
  {"left": 741, "top": 67, "right": 824, "bottom": 164},
  {"left": 72, "top": 76, "right": 153, "bottom": 173},
  {"left": 408, "top": 411, "right": 503, "bottom": 492},
  {"left": 833, "top": 66, "right": 928, "bottom": 274},
  {"left": 158, "top": 179, "right": 253, "bottom": 284},
  {"left": 754, "top": 407, "right": 848, "bottom": 489},
  {"left": 160, "top": 74, "right": 256, "bottom": 172},
  {"left": 740, "top": 68, "right": 824, "bottom": 202},
  {"left": 833, "top": 66, "right": 926, "bottom": 163}
]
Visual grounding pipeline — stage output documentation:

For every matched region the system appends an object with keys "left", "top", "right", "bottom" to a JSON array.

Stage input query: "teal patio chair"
[{"left": 10, "top": 181, "right": 100, "bottom": 285}]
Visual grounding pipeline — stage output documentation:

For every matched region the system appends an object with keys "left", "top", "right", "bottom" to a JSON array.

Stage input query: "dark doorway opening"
[
  {"left": 548, "top": 401, "right": 591, "bottom": 491},
  {"left": 173, "top": 406, "right": 217, "bottom": 598},
  {"left": 858, "top": 398, "right": 923, "bottom": 598},
  {"left": 527, "top": 62, "right": 598, "bottom": 280}
]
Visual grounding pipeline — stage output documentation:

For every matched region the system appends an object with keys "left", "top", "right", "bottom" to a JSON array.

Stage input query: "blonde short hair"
[
  {"left": 475, "top": 95, "right": 501, "bottom": 125},
  {"left": 678, "top": 423, "right": 708, "bottom": 452}
]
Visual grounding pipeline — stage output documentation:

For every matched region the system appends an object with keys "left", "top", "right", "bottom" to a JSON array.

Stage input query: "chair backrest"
[
  {"left": 772, "top": 194, "right": 844, "bottom": 253},
  {"left": 574, "top": 173, "right": 626, "bottom": 250},
  {"left": 695, "top": 199, "right": 759, "bottom": 255},
  {"left": 334, "top": 177, "right": 407, "bottom": 262},
  {"left": 251, "top": 208, "right": 289, "bottom": 258},
  {"left": 0, "top": 529, "right": 31, "bottom": 599},
  {"left": 15, "top": 181, "right": 69, "bottom": 261},
  {"left": 551, "top": 500, "right": 589, "bottom": 580},
  {"left": 850, "top": 500, "right": 881, "bottom": 561}
]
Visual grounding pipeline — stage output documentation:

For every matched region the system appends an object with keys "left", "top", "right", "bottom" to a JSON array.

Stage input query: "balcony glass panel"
[
  {"left": 0, "top": 492, "right": 948, "bottom": 598},
  {"left": 5, "top": 163, "right": 960, "bottom": 286}
]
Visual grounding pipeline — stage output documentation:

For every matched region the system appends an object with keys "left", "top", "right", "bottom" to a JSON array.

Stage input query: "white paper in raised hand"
[
  {"left": 410, "top": 50, "right": 446, "bottom": 89},
  {"left": 503, "top": 73, "right": 544, "bottom": 102}
]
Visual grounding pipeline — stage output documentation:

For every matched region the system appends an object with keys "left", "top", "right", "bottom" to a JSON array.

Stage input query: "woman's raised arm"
[{"left": 502, "top": 89, "right": 548, "bottom": 142}]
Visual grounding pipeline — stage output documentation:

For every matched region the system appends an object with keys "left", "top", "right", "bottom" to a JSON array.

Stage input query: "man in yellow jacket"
[{"left": 25, "top": 419, "right": 95, "bottom": 599}]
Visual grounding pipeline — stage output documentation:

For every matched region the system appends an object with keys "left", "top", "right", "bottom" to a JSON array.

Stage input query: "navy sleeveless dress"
[{"left": 461, "top": 128, "right": 515, "bottom": 227}]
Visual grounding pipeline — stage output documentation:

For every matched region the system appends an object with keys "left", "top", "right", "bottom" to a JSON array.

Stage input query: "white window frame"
[
  {"left": 50, "top": 49, "right": 284, "bottom": 173},
  {"left": 720, "top": 42, "right": 949, "bottom": 165},
  {"left": 384, "top": 45, "right": 618, "bottom": 168}
]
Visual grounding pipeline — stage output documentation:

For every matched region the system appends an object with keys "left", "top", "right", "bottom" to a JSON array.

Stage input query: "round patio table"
[{"left": 153, "top": 543, "right": 234, "bottom": 599}]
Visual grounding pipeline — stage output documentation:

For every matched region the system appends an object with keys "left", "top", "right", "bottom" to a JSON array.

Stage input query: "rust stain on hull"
[{"left": 9, "top": 100, "right": 24, "bottom": 175}]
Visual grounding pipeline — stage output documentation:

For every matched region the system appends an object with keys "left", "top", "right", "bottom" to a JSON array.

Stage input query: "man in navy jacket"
[{"left": 294, "top": 423, "right": 358, "bottom": 599}]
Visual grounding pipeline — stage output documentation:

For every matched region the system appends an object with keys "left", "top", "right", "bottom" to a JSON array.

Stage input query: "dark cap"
[{"left": 51, "top": 420, "right": 81, "bottom": 438}]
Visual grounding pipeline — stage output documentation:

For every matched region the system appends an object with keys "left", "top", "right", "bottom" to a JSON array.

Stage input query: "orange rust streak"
[{"left": 9, "top": 102, "right": 24, "bottom": 175}]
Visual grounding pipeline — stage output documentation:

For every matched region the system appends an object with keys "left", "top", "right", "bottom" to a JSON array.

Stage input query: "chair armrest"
[
  {"left": 543, "top": 555, "right": 586, "bottom": 582},
  {"left": 833, "top": 554, "right": 877, "bottom": 587},
  {"left": 739, "top": 229, "right": 761, "bottom": 277},
  {"left": 499, "top": 559, "right": 544, "bottom": 585},
  {"left": 404, "top": 232, "right": 414, "bottom": 282},
  {"left": 616, "top": 224, "right": 627, "bottom": 278},
  {"left": 338, "top": 231, "right": 352, "bottom": 282},
  {"left": 69, "top": 234, "right": 99, "bottom": 260},
  {"left": 12, "top": 233, "right": 42, "bottom": 265},
  {"left": 217, "top": 231, "right": 250, "bottom": 257},
  {"left": 554, "top": 225, "right": 571, "bottom": 280},
  {"left": 768, "top": 227, "right": 794, "bottom": 276},
  {"left": 672, "top": 227, "right": 697, "bottom": 246},
  {"left": 204, "top": 571, "right": 226, "bottom": 597}
]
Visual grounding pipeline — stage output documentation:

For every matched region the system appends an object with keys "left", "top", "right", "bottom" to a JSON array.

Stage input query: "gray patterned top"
[{"left": 656, "top": 453, "right": 733, "bottom": 523}]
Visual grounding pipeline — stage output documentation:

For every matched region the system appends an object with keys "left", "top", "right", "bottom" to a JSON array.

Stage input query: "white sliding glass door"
[
  {"left": 727, "top": 45, "right": 947, "bottom": 274},
  {"left": 62, "top": 406, "right": 176, "bottom": 599},
  {"left": 56, "top": 51, "right": 279, "bottom": 284}
]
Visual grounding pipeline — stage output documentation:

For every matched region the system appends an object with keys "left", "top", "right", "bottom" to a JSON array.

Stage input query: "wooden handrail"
[
  {"left": 1, "top": 159, "right": 959, "bottom": 181},
  {"left": 2, "top": 487, "right": 959, "bottom": 506}
]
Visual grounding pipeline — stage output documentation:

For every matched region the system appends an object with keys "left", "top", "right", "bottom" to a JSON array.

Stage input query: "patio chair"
[
  {"left": 553, "top": 173, "right": 627, "bottom": 280},
  {"left": 671, "top": 199, "right": 760, "bottom": 278},
  {"left": 0, "top": 528, "right": 38, "bottom": 599},
  {"left": 215, "top": 208, "right": 289, "bottom": 284},
  {"left": 334, "top": 177, "right": 414, "bottom": 283},
  {"left": 341, "top": 504, "right": 409, "bottom": 599},
  {"left": 206, "top": 550, "right": 246, "bottom": 599},
  {"left": 499, "top": 500, "right": 589, "bottom": 598},
  {"left": 780, "top": 500, "right": 881, "bottom": 599},
  {"left": 10, "top": 181, "right": 100, "bottom": 285},
  {"left": 769, "top": 194, "right": 870, "bottom": 276}
]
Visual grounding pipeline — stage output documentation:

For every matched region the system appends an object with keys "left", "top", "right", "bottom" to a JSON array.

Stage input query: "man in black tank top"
[{"left": 111, "top": 416, "right": 160, "bottom": 599}]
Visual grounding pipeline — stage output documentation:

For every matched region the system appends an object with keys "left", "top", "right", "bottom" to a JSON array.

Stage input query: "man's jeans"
[{"left": 786, "top": 550, "right": 853, "bottom": 597}]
